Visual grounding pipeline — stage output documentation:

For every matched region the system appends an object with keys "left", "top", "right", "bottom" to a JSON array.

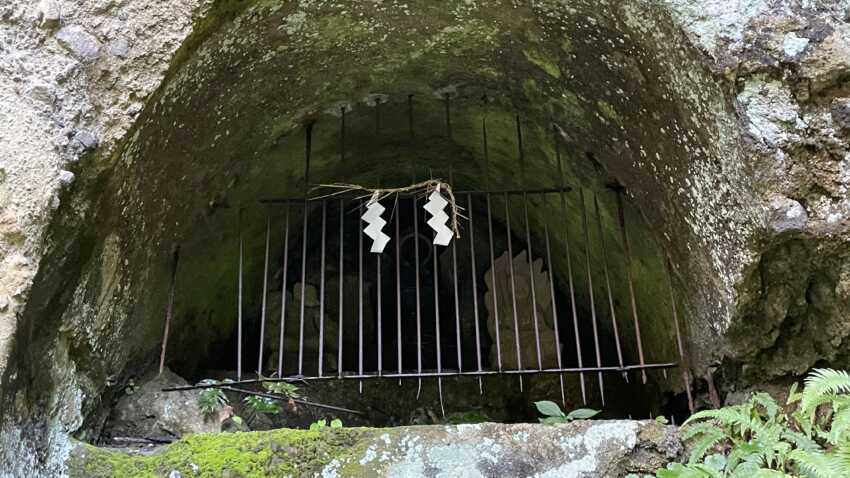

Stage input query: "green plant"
[
  {"left": 534, "top": 401, "right": 600, "bottom": 424},
  {"left": 309, "top": 418, "right": 343, "bottom": 431},
  {"left": 244, "top": 395, "right": 282, "bottom": 415},
  {"left": 197, "top": 380, "right": 229, "bottom": 416},
  {"left": 654, "top": 368, "right": 850, "bottom": 478},
  {"left": 263, "top": 380, "right": 301, "bottom": 398}
]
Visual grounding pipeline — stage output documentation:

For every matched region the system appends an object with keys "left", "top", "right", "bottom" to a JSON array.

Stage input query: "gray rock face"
[
  {"left": 103, "top": 369, "right": 219, "bottom": 441},
  {"left": 55, "top": 25, "right": 102, "bottom": 61},
  {"left": 66, "top": 420, "right": 682, "bottom": 478}
]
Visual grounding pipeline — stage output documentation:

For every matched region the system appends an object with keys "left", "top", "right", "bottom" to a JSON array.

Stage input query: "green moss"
[
  {"left": 523, "top": 48, "right": 562, "bottom": 78},
  {"left": 68, "top": 428, "right": 369, "bottom": 478}
]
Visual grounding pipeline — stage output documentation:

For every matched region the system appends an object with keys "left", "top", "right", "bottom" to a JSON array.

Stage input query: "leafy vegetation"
[
  {"left": 197, "top": 380, "right": 230, "bottom": 416},
  {"left": 651, "top": 369, "right": 850, "bottom": 478},
  {"left": 196, "top": 379, "right": 302, "bottom": 422},
  {"left": 309, "top": 418, "right": 343, "bottom": 431},
  {"left": 534, "top": 400, "right": 600, "bottom": 424}
]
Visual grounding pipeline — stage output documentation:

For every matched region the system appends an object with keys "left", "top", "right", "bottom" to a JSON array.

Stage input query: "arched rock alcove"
[{"left": 2, "top": 0, "right": 763, "bottom": 461}]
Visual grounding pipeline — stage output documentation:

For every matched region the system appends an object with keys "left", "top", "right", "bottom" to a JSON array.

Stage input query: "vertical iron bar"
[
  {"left": 337, "top": 200, "right": 344, "bottom": 378},
  {"left": 452, "top": 212, "right": 462, "bottom": 374},
  {"left": 666, "top": 256, "right": 694, "bottom": 413},
  {"left": 483, "top": 118, "right": 502, "bottom": 372},
  {"left": 298, "top": 124, "right": 313, "bottom": 376},
  {"left": 553, "top": 126, "right": 587, "bottom": 404},
  {"left": 298, "top": 202, "right": 308, "bottom": 376},
  {"left": 593, "top": 194, "right": 626, "bottom": 376},
  {"left": 468, "top": 194, "right": 483, "bottom": 393},
  {"left": 433, "top": 233, "right": 445, "bottom": 416},
  {"left": 616, "top": 189, "right": 648, "bottom": 384},
  {"left": 237, "top": 208, "right": 243, "bottom": 381},
  {"left": 504, "top": 193, "right": 524, "bottom": 391},
  {"left": 317, "top": 200, "right": 327, "bottom": 377},
  {"left": 158, "top": 246, "right": 180, "bottom": 376},
  {"left": 258, "top": 216, "right": 271, "bottom": 376},
  {"left": 395, "top": 196, "right": 402, "bottom": 378},
  {"left": 544, "top": 224, "right": 567, "bottom": 406},
  {"left": 580, "top": 188, "right": 606, "bottom": 405},
  {"left": 377, "top": 224, "right": 383, "bottom": 376},
  {"left": 278, "top": 206, "right": 291, "bottom": 377},
  {"left": 358, "top": 201, "right": 364, "bottom": 393},
  {"left": 413, "top": 194, "right": 423, "bottom": 397},
  {"left": 523, "top": 196, "right": 543, "bottom": 370}
]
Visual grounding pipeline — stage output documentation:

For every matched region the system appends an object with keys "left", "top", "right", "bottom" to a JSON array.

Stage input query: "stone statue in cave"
[
  {"left": 484, "top": 250, "right": 560, "bottom": 370},
  {"left": 262, "top": 274, "right": 374, "bottom": 376}
]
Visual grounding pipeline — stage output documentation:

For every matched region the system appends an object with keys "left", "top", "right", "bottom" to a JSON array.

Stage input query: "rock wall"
[{"left": 0, "top": 0, "right": 849, "bottom": 476}]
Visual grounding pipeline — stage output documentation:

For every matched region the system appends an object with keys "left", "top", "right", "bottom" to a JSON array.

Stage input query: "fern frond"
[
  {"left": 790, "top": 449, "right": 844, "bottom": 478},
  {"left": 832, "top": 442, "right": 850, "bottom": 472},
  {"left": 682, "top": 422, "right": 726, "bottom": 441},
  {"left": 685, "top": 407, "right": 749, "bottom": 429},
  {"left": 827, "top": 407, "right": 850, "bottom": 446},
  {"left": 751, "top": 392, "right": 781, "bottom": 421},
  {"left": 781, "top": 429, "right": 822, "bottom": 452},
  {"left": 802, "top": 369, "right": 850, "bottom": 415},
  {"left": 688, "top": 429, "right": 727, "bottom": 465}
]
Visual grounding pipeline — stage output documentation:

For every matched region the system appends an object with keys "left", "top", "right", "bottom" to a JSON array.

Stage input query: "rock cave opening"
[{"left": 3, "top": 0, "right": 740, "bottom": 449}]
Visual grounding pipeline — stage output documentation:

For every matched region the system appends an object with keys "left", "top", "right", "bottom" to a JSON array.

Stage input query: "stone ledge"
[{"left": 67, "top": 420, "right": 682, "bottom": 478}]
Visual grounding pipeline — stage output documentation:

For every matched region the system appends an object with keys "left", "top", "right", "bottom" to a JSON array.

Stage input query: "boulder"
[{"left": 104, "top": 368, "right": 219, "bottom": 441}]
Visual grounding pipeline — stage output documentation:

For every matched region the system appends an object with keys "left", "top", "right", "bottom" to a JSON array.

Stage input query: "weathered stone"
[
  {"left": 70, "top": 129, "right": 98, "bottom": 151},
  {"left": 37, "top": 0, "right": 61, "bottom": 28},
  {"left": 55, "top": 25, "right": 102, "bottom": 62},
  {"left": 768, "top": 195, "right": 808, "bottom": 234},
  {"left": 103, "top": 369, "right": 219, "bottom": 441},
  {"left": 831, "top": 98, "right": 850, "bottom": 133},
  {"left": 485, "top": 250, "right": 559, "bottom": 370},
  {"left": 66, "top": 421, "right": 682, "bottom": 477}
]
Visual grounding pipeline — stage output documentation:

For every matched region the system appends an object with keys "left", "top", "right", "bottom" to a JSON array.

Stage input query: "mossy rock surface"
[
  {"left": 68, "top": 428, "right": 368, "bottom": 478},
  {"left": 68, "top": 421, "right": 682, "bottom": 478}
]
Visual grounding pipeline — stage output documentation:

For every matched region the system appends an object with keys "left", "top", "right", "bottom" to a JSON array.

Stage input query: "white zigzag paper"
[
  {"left": 424, "top": 188, "right": 453, "bottom": 246},
  {"left": 362, "top": 200, "right": 391, "bottom": 253}
]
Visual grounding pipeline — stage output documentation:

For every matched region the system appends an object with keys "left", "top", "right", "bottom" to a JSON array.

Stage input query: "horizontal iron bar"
[
  {"left": 258, "top": 187, "right": 572, "bottom": 204},
  {"left": 162, "top": 362, "right": 677, "bottom": 392},
  {"left": 279, "top": 363, "right": 678, "bottom": 381}
]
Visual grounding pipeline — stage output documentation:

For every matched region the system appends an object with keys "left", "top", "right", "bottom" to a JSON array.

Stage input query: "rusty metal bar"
[
  {"left": 278, "top": 206, "right": 291, "bottom": 376},
  {"left": 297, "top": 204, "right": 309, "bottom": 376},
  {"left": 158, "top": 246, "right": 180, "bottom": 376},
  {"left": 241, "top": 363, "right": 679, "bottom": 382},
  {"left": 523, "top": 196, "right": 543, "bottom": 370},
  {"left": 358, "top": 201, "right": 364, "bottom": 393},
  {"left": 615, "top": 189, "right": 648, "bottom": 384},
  {"left": 317, "top": 200, "right": 327, "bottom": 377},
  {"left": 395, "top": 196, "right": 403, "bottom": 378},
  {"left": 168, "top": 359, "right": 678, "bottom": 394},
  {"left": 337, "top": 199, "right": 344, "bottom": 379},
  {"left": 413, "top": 194, "right": 423, "bottom": 397},
  {"left": 579, "top": 188, "right": 606, "bottom": 405},
  {"left": 666, "top": 256, "right": 694, "bottom": 413},
  {"left": 257, "top": 216, "right": 271, "bottom": 375},
  {"left": 593, "top": 194, "right": 626, "bottom": 376},
  {"left": 467, "top": 194, "right": 484, "bottom": 394},
  {"left": 483, "top": 118, "right": 502, "bottom": 373},
  {"left": 544, "top": 224, "right": 567, "bottom": 406},
  {"left": 237, "top": 208, "right": 243, "bottom": 381},
  {"left": 376, "top": 216, "right": 384, "bottom": 377},
  {"left": 504, "top": 193, "right": 524, "bottom": 392},
  {"left": 433, "top": 233, "right": 445, "bottom": 416},
  {"left": 260, "top": 188, "right": 574, "bottom": 204},
  {"left": 553, "top": 127, "right": 587, "bottom": 404}
]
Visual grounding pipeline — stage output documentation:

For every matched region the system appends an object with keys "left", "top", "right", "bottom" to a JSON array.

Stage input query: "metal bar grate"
[{"left": 244, "top": 188, "right": 680, "bottom": 409}]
